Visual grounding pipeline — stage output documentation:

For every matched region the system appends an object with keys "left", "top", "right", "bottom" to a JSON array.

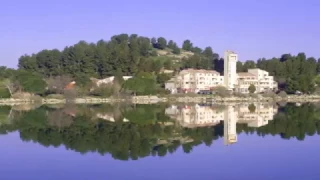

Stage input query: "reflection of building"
[
  {"left": 165, "top": 51, "right": 278, "bottom": 93},
  {"left": 165, "top": 103, "right": 278, "bottom": 145},
  {"left": 96, "top": 113, "right": 129, "bottom": 122},
  {"left": 165, "top": 105, "right": 224, "bottom": 128},
  {"left": 224, "top": 105, "right": 237, "bottom": 145}
]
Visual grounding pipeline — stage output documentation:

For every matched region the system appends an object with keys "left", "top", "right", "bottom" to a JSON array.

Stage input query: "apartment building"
[
  {"left": 165, "top": 51, "right": 278, "bottom": 94},
  {"left": 165, "top": 69, "right": 224, "bottom": 93},
  {"left": 235, "top": 69, "right": 278, "bottom": 93}
]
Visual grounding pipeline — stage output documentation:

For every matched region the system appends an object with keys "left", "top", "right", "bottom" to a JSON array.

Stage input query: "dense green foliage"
[
  {"left": 249, "top": 53, "right": 319, "bottom": 93},
  {"left": 0, "top": 87, "right": 10, "bottom": 98},
  {"left": 17, "top": 34, "right": 180, "bottom": 79},
  {"left": 12, "top": 70, "right": 47, "bottom": 94},
  {"left": 0, "top": 103, "right": 320, "bottom": 160},
  {"left": 123, "top": 72, "right": 157, "bottom": 95},
  {"left": 0, "top": 67, "right": 47, "bottom": 96},
  {"left": 1, "top": 34, "right": 320, "bottom": 95}
]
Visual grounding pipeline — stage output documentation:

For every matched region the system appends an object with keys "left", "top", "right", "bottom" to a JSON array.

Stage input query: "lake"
[{"left": 0, "top": 102, "right": 319, "bottom": 180}]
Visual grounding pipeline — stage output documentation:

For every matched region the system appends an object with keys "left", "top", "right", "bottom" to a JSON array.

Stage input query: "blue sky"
[{"left": 1, "top": 0, "right": 320, "bottom": 68}]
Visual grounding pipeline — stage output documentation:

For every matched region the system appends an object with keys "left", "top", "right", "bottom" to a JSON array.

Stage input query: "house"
[
  {"left": 92, "top": 76, "right": 133, "bottom": 87},
  {"left": 165, "top": 69, "right": 224, "bottom": 93}
]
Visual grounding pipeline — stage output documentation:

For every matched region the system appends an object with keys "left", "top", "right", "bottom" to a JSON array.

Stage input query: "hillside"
[{"left": 156, "top": 48, "right": 194, "bottom": 59}]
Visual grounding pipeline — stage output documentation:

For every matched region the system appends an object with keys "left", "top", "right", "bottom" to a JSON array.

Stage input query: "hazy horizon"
[{"left": 1, "top": 0, "right": 320, "bottom": 68}]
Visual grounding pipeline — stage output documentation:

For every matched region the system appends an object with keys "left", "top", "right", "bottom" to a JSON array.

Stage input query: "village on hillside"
[{"left": 62, "top": 50, "right": 278, "bottom": 95}]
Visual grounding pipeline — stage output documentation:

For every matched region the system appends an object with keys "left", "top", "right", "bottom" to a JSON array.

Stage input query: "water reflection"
[
  {"left": 165, "top": 103, "right": 278, "bottom": 145},
  {"left": 0, "top": 102, "right": 319, "bottom": 160}
]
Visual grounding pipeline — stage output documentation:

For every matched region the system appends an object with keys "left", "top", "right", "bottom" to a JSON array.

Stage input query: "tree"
[
  {"left": 182, "top": 40, "right": 193, "bottom": 51},
  {"left": 0, "top": 66, "right": 14, "bottom": 80},
  {"left": 248, "top": 84, "right": 256, "bottom": 93},
  {"left": 89, "top": 84, "right": 113, "bottom": 97},
  {"left": 157, "top": 37, "right": 167, "bottom": 50},
  {"left": 248, "top": 104, "right": 256, "bottom": 113},
  {"left": 242, "top": 61, "right": 256, "bottom": 72},
  {"left": 114, "top": 68, "right": 124, "bottom": 85},
  {"left": 167, "top": 40, "right": 174, "bottom": 49},
  {"left": 212, "top": 86, "right": 229, "bottom": 97},
  {"left": 13, "top": 70, "right": 47, "bottom": 95},
  {"left": 13, "top": 33, "right": 320, "bottom": 95},
  {"left": 1, "top": 79, "right": 17, "bottom": 97},
  {"left": 156, "top": 73, "right": 171, "bottom": 87},
  {"left": 191, "top": 47, "right": 202, "bottom": 54},
  {"left": 172, "top": 43, "right": 180, "bottom": 54},
  {"left": 202, "top": 47, "right": 214, "bottom": 59},
  {"left": 151, "top": 37, "right": 157, "bottom": 47},
  {"left": 123, "top": 73, "right": 157, "bottom": 95}
]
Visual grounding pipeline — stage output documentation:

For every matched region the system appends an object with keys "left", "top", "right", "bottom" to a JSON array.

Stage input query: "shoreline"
[{"left": 1, "top": 95, "right": 320, "bottom": 105}]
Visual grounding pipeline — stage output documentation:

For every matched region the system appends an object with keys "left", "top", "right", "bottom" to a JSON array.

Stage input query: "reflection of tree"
[
  {"left": 239, "top": 103, "right": 320, "bottom": 140},
  {"left": 1, "top": 103, "right": 320, "bottom": 160},
  {"left": 248, "top": 104, "right": 256, "bottom": 113},
  {"left": 47, "top": 110, "right": 73, "bottom": 128},
  {"left": 0, "top": 104, "right": 219, "bottom": 160},
  {"left": 0, "top": 106, "right": 12, "bottom": 130}
]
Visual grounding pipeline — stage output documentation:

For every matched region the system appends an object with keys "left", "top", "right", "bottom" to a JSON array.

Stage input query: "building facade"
[
  {"left": 224, "top": 50, "right": 238, "bottom": 90},
  {"left": 235, "top": 69, "right": 278, "bottom": 93},
  {"left": 165, "top": 69, "right": 224, "bottom": 93},
  {"left": 165, "top": 51, "right": 278, "bottom": 94}
]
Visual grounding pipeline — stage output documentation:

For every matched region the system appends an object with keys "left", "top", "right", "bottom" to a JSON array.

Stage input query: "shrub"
[
  {"left": 46, "top": 94, "right": 65, "bottom": 99},
  {"left": 13, "top": 70, "right": 46, "bottom": 95},
  {"left": 213, "top": 86, "right": 229, "bottom": 97},
  {"left": 250, "top": 93, "right": 259, "bottom": 98},
  {"left": 248, "top": 84, "right": 256, "bottom": 94},
  {"left": 278, "top": 91, "right": 287, "bottom": 98},
  {"left": 233, "top": 92, "right": 247, "bottom": 98},
  {"left": 12, "top": 92, "right": 33, "bottom": 99},
  {"left": 30, "top": 95, "right": 43, "bottom": 103},
  {"left": 89, "top": 84, "right": 113, "bottom": 97},
  {"left": 248, "top": 104, "right": 256, "bottom": 113},
  {"left": 262, "top": 90, "right": 277, "bottom": 98},
  {"left": 11, "top": 92, "right": 42, "bottom": 102},
  {"left": 0, "top": 87, "right": 10, "bottom": 98},
  {"left": 157, "top": 88, "right": 171, "bottom": 96}
]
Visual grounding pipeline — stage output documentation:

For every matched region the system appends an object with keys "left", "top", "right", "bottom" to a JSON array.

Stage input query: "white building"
[
  {"left": 224, "top": 50, "right": 238, "bottom": 90},
  {"left": 91, "top": 76, "right": 133, "bottom": 87},
  {"left": 165, "top": 69, "right": 224, "bottom": 93},
  {"left": 165, "top": 51, "right": 278, "bottom": 94},
  {"left": 165, "top": 104, "right": 224, "bottom": 128}
]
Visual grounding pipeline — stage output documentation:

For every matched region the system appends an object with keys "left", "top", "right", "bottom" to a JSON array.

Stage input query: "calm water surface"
[{"left": 0, "top": 103, "right": 319, "bottom": 180}]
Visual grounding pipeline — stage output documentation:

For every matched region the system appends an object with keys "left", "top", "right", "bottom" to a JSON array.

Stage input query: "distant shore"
[{"left": 1, "top": 94, "right": 320, "bottom": 105}]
